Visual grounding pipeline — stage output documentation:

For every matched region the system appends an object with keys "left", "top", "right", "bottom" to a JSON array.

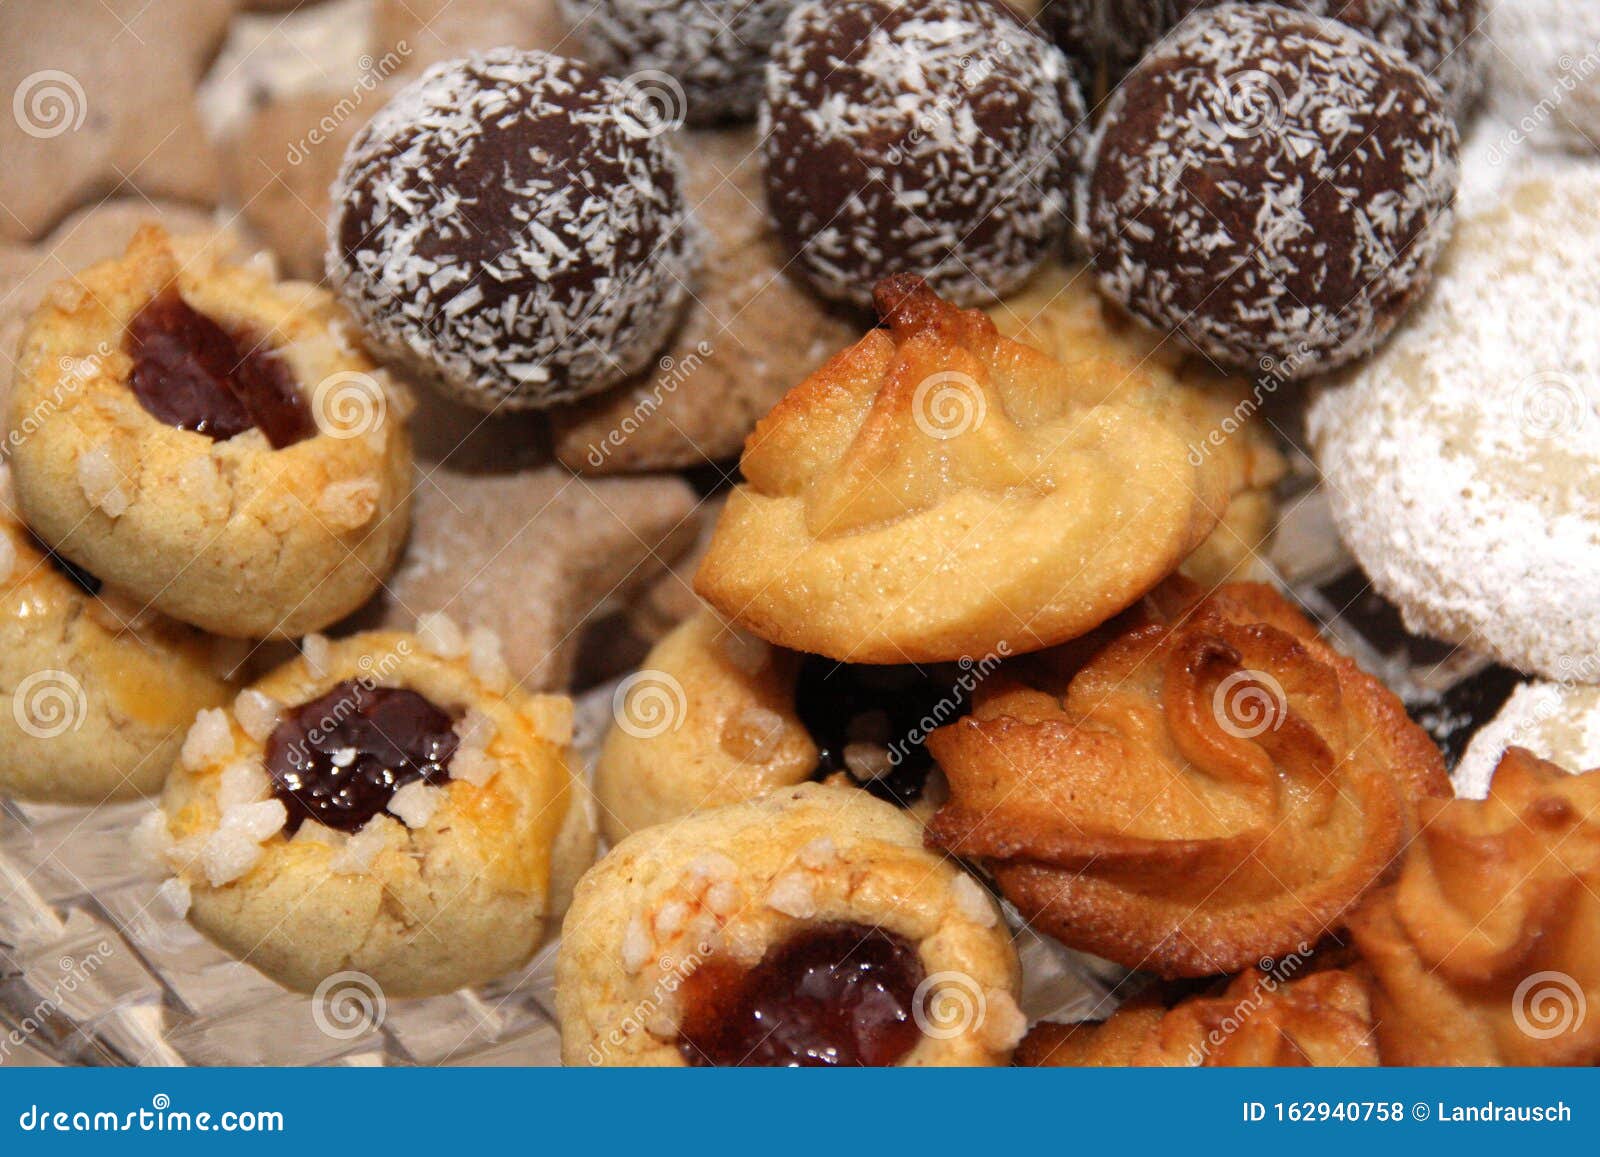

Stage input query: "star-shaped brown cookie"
[{"left": 0, "top": 0, "right": 235, "bottom": 242}]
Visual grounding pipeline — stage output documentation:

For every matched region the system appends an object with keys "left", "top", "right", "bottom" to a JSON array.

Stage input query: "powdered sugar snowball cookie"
[
  {"left": 160, "top": 630, "right": 595, "bottom": 996},
  {"left": 327, "top": 48, "right": 702, "bottom": 412},
  {"left": 556, "top": 783, "right": 1021, "bottom": 1066},
  {"left": 0, "top": 473, "right": 236, "bottom": 803},
  {"left": 1452, "top": 682, "right": 1600, "bottom": 800},
  {"left": 760, "top": 0, "right": 1087, "bottom": 309},
  {"left": 1308, "top": 171, "right": 1600, "bottom": 683},
  {"left": 594, "top": 608, "right": 959, "bottom": 843},
  {"left": 1489, "top": 0, "right": 1600, "bottom": 154},
  {"left": 560, "top": 0, "right": 802, "bottom": 123},
  {"left": 1086, "top": 3, "right": 1460, "bottom": 379},
  {"left": 7, "top": 227, "right": 413, "bottom": 639}
]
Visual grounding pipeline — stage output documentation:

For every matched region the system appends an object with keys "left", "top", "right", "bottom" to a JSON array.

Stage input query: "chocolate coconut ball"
[
  {"left": 762, "top": 0, "right": 1087, "bottom": 309},
  {"left": 559, "top": 0, "right": 802, "bottom": 123},
  {"left": 1042, "top": 0, "right": 1483, "bottom": 115},
  {"left": 1086, "top": 4, "right": 1459, "bottom": 379},
  {"left": 327, "top": 48, "right": 701, "bottom": 412}
]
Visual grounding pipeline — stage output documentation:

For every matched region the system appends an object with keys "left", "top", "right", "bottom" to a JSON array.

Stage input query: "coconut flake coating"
[
  {"left": 327, "top": 49, "right": 701, "bottom": 412},
  {"left": 761, "top": 0, "right": 1087, "bottom": 309},
  {"left": 1041, "top": 0, "right": 1483, "bottom": 114},
  {"left": 1086, "top": 4, "right": 1459, "bottom": 379},
  {"left": 559, "top": 0, "right": 803, "bottom": 123}
]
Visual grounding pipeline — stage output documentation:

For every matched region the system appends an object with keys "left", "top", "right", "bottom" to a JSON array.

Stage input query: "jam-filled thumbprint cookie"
[
  {"left": 147, "top": 625, "right": 595, "bottom": 996},
  {"left": 0, "top": 465, "right": 236, "bottom": 803},
  {"left": 8, "top": 227, "right": 413, "bottom": 639},
  {"left": 595, "top": 608, "right": 966, "bottom": 843},
  {"left": 557, "top": 783, "right": 1023, "bottom": 1066}
]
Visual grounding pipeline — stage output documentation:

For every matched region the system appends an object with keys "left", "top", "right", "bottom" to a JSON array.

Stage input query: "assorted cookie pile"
[{"left": 1, "top": 0, "right": 1598, "bottom": 1068}]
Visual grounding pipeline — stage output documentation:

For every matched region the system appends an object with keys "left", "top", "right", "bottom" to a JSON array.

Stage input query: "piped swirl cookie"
[
  {"left": 694, "top": 277, "right": 1231, "bottom": 663},
  {"left": 1348, "top": 747, "right": 1600, "bottom": 1066},
  {"left": 1018, "top": 968, "right": 1378, "bottom": 1068},
  {"left": 151, "top": 628, "right": 595, "bottom": 997},
  {"left": 556, "top": 784, "right": 1022, "bottom": 1066},
  {"left": 926, "top": 578, "right": 1450, "bottom": 978},
  {"left": 8, "top": 227, "right": 412, "bottom": 639},
  {"left": 595, "top": 607, "right": 968, "bottom": 842},
  {"left": 0, "top": 465, "right": 235, "bottom": 803}
]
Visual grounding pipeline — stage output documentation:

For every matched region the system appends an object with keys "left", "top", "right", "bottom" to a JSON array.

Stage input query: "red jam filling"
[
  {"left": 676, "top": 923, "right": 925, "bottom": 1067},
  {"left": 264, "top": 680, "right": 458, "bottom": 834},
  {"left": 125, "top": 291, "right": 314, "bottom": 448}
]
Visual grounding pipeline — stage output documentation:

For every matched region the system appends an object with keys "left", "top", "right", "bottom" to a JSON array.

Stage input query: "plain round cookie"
[
  {"left": 8, "top": 227, "right": 413, "bottom": 639},
  {"left": 594, "top": 608, "right": 953, "bottom": 843},
  {"left": 760, "top": 0, "right": 1085, "bottom": 308},
  {"left": 1085, "top": 4, "right": 1459, "bottom": 378},
  {"left": 0, "top": 466, "right": 235, "bottom": 802},
  {"left": 327, "top": 48, "right": 701, "bottom": 411},
  {"left": 559, "top": 0, "right": 800, "bottom": 122},
  {"left": 555, "top": 783, "right": 1022, "bottom": 1066},
  {"left": 1454, "top": 681, "right": 1600, "bottom": 799},
  {"left": 157, "top": 630, "right": 595, "bottom": 996},
  {"left": 1488, "top": 0, "right": 1600, "bottom": 154},
  {"left": 1308, "top": 172, "right": 1600, "bottom": 681}
]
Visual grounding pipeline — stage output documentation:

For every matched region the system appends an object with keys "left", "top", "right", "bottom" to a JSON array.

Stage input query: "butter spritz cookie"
[
  {"left": 926, "top": 579, "right": 1450, "bottom": 977},
  {"left": 151, "top": 627, "right": 595, "bottom": 997},
  {"left": 0, "top": 465, "right": 235, "bottom": 803},
  {"left": 595, "top": 607, "right": 970, "bottom": 842},
  {"left": 8, "top": 226, "right": 413, "bottom": 639},
  {"left": 694, "top": 276, "right": 1231, "bottom": 663},
  {"left": 557, "top": 783, "right": 1023, "bottom": 1066}
]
